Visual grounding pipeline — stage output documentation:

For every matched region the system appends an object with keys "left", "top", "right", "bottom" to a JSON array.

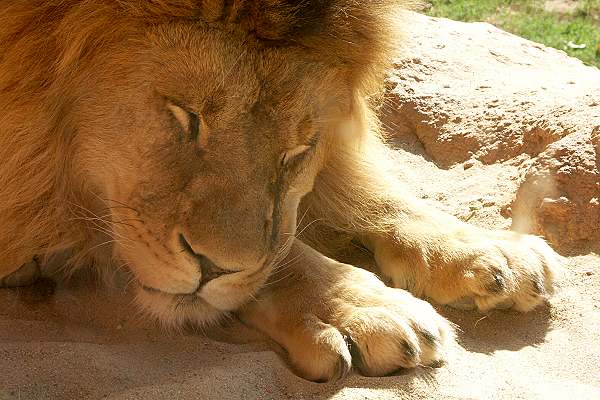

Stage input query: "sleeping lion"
[{"left": 0, "top": 0, "right": 558, "bottom": 382}]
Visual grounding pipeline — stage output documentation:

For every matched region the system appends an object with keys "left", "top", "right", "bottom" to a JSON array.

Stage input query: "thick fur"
[
  {"left": 0, "top": 0, "right": 404, "bottom": 278},
  {"left": 1, "top": 0, "right": 559, "bottom": 382}
]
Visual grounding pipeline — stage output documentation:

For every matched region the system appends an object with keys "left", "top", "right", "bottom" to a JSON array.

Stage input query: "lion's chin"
[
  {"left": 134, "top": 286, "right": 226, "bottom": 329},
  {"left": 130, "top": 257, "right": 272, "bottom": 329}
]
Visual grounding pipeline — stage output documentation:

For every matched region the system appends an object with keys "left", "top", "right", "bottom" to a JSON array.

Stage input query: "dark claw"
[
  {"left": 531, "top": 278, "right": 545, "bottom": 295},
  {"left": 332, "top": 352, "right": 352, "bottom": 382},
  {"left": 401, "top": 340, "right": 418, "bottom": 360},
  {"left": 345, "top": 336, "right": 370, "bottom": 376},
  {"left": 486, "top": 269, "right": 507, "bottom": 294},
  {"left": 428, "top": 359, "right": 446, "bottom": 368},
  {"left": 419, "top": 330, "right": 439, "bottom": 348}
]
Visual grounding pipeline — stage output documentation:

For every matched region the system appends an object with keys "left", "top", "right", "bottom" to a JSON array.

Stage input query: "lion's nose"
[{"left": 178, "top": 234, "right": 235, "bottom": 289}]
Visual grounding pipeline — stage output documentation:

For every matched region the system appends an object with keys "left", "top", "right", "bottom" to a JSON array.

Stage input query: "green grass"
[{"left": 427, "top": 0, "right": 600, "bottom": 67}]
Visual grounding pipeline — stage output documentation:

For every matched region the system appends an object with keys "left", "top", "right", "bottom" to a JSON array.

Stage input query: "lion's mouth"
[
  {"left": 132, "top": 235, "right": 286, "bottom": 314},
  {"left": 138, "top": 282, "right": 212, "bottom": 306},
  {"left": 137, "top": 234, "right": 251, "bottom": 298},
  {"left": 140, "top": 283, "right": 197, "bottom": 297}
]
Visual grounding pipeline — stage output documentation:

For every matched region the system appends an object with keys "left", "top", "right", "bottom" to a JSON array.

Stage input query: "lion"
[{"left": 0, "top": 0, "right": 559, "bottom": 382}]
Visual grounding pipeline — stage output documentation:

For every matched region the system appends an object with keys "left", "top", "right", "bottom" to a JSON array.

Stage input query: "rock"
[
  {"left": 385, "top": 13, "right": 600, "bottom": 253},
  {"left": 463, "top": 160, "right": 477, "bottom": 170},
  {"left": 512, "top": 132, "right": 599, "bottom": 252}
]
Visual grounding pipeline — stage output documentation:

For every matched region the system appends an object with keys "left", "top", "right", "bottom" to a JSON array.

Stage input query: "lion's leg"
[
  {"left": 238, "top": 239, "right": 453, "bottom": 382},
  {"left": 306, "top": 133, "right": 560, "bottom": 313},
  {"left": 365, "top": 203, "right": 559, "bottom": 312}
]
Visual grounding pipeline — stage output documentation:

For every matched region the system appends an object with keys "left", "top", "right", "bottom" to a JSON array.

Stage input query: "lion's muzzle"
[
  {"left": 137, "top": 233, "right": 240, "bottom": 295},
  {"left": 177, "top": 233, "right": 234, "bottom": 288}
]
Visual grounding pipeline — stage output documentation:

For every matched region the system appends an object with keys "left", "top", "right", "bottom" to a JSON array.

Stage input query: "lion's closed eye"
[
  {"left": 280, "top": 130, "right": 320, "bottom": 168},
  {"left": 167, "top": 102, "right": 202, "bottom": 144},
  {"left": 281, "top": 145, "right": 312, "bottom": 166}
]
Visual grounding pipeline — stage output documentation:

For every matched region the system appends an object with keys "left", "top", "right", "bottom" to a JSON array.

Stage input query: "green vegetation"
[{"left": 427, "top": 0, "right": 600, "bottom": 67}]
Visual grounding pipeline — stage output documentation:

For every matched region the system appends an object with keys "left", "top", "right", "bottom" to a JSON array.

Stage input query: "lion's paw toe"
[
  {"left": 462, "top": 233, "right": 560, "bottom": 313},
  {"left": 341, "top": 293, "right": 453, "bottom": 376},
  {"left": 284, "top": 315, "right": 352, "bottom": 383}
]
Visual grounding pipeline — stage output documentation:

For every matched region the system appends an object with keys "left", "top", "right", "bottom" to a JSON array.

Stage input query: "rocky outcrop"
[
  {"left": 386, "top": 13, "right": 600, "bottom": 253},
  {"left": 512, "top": 131, "right": 599, "bottom": 252}
]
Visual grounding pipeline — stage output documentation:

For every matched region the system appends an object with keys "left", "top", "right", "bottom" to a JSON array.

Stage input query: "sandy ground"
[{"left": 1, "top": 138, "right": 599, "bottom": 400}]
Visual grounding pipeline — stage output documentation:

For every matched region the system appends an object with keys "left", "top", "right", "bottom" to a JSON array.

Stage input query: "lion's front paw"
[
  {"left": 453, "top": 232, "right": 559, "bottom": 312},
  {"left": 286, "top": 283, "right": 453, "bottom": 380},
  {"left": 243, "top": 264, "right": 454, "bottom": 382},
  {"left": 377, "top": 228, "right": 560, "bottom": 313},
  {"left": 337, "top": 286, "right": 454, "bottom": 377}
]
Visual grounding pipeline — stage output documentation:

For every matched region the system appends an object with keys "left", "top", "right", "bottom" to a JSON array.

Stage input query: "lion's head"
[{"left": 0, "top": 0, "right": 405, "bottom": 326}]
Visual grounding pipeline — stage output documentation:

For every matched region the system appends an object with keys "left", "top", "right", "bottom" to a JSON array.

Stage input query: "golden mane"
[{"left": 0, "top": 0, "right": 410, "bottom": 274}]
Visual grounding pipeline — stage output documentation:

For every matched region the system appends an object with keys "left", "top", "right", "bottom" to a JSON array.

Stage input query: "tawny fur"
[
  {"left": 0, "top": 0, "right": 410, "bottom": 277},
  {"left": 0, "top": 0, "right": 559, "bottom": 382}
]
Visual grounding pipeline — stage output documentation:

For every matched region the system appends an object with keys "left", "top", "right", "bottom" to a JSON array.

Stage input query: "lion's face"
[{"left": 72, "top": 23, "right": 349, "bottom": 324}]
